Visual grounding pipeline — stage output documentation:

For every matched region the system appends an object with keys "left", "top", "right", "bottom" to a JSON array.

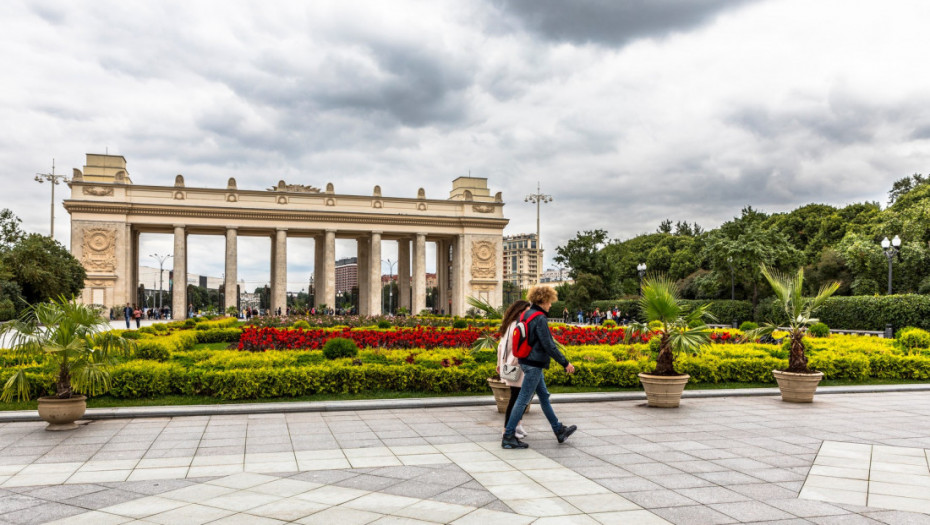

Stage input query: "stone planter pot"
[
  {"left": 487, "top": 378, "right": 531, "bottom": 414},
  {"left": 638, "top": 373, "right": 690, "bottom": 408},
  {"left": 37, "top": 395, "right": 86, "bottom": 431},
  {"left": 773, "top": 370, "right": 823, "bottom": 403}
]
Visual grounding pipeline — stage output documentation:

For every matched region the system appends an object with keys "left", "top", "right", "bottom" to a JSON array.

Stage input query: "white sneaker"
[{"left": 515, "top": 425, "right": 528, "bottom": 438}]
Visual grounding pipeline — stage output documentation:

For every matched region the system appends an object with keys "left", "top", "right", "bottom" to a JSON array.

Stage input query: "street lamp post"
[
  {"left": 881, "top": 235, "right": 901, "bottom": 295},
  {"left": 525, "top": 182, "right": 552, "bottom": 286},
  {"left": 149, "top": 253, "right": 173, "bottom": 311},
  {"left": 637, "top": 263, "right": 647, "bottom": 293},
  {"left": 727, "top": 256, "right": 735, "bottom": 301},
  {"left": 34, "top": 159, "right": 70, "bottom": 238},
  {"left": 382, "top": 259, "right": 397, "bottom": 315}
]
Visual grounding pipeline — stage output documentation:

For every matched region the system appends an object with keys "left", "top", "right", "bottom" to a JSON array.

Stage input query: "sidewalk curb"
[{"left": 2, "top": 383, "right": 929, "bottom": 423}]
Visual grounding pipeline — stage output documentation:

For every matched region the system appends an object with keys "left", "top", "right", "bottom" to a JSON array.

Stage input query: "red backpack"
[{"left": 511, "top": 310, "right": 545, "bottom": 359}]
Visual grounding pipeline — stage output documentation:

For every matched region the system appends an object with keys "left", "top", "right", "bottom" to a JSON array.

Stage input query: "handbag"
[{"left": 500, "top": 330, "right": 523, "bottom": 382}]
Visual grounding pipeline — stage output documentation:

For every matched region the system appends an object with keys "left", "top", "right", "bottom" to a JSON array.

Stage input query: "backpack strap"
[{"left": 520, "top": 310, "right": 545, "bottom": 347}]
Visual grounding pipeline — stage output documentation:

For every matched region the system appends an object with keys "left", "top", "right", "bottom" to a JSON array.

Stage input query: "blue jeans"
[{"left": 505, "top": 365, "right": 561, "bottom": 434}]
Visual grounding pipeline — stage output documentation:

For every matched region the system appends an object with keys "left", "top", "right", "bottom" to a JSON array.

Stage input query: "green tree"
[
  {"left": 0, "top": 209, "right": 24, "bottom": 252},
  {"left": 1, "top": 234, "right": 86, "bottom": 306}
]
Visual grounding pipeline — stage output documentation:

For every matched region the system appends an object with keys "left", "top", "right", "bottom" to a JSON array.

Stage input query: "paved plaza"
[{"left": 1, "top": 392, "right": 930, "bottom": 524}]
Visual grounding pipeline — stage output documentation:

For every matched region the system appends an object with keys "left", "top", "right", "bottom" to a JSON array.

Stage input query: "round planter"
[
  {"left": 773, "top": 370, "right": 823, "bottom": 403},
  {"left": 37, "top": 395, "right": 86, "bottom": 431},
  {"left": 638, "top": 373, "right": 690, "bottom": 408},
  {"left": 487, "top": 378, "right": 532, "bottom": 414}
]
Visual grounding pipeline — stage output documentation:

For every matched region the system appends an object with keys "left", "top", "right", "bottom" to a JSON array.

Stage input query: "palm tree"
[
  {"left": 466, "top": 296, "right": 503, "bottom": 319},
  {"left": 752, "top": 265, "right": 839, "bottom": 373},
  {"left": 625, "top": 275, "right": 714, "bottom": 375},
  {"left": 0, "top": 296, "right": 135, "bottom": 402}
]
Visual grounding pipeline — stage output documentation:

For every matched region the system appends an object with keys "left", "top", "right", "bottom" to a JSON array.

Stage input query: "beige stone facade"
[{"left": 65, "top": 154, "right": 508, "bottom": 319}]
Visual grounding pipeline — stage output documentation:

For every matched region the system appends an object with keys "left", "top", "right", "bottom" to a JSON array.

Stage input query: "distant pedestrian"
[
  {"left": 498, "top": 299, "right": 531, "bottom": 439},
  {"left": 132, "top": 305, "right": 142, "bottom": 329},
  {"left": 123, "top": 303, "right": 132, "bottom": 329},
  {"left": 502, "top": 286, "right": 577, "bottom": 449}
]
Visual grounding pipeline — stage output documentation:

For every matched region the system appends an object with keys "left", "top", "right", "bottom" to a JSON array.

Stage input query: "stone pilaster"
[
  {"left": 369, "top": 231, "right": 382, "bottom": 316},
  {"left": 323, "top": 230, "right": 336, "bottom": 311},
  {"left": 358, "top": 236, "right": 369, "bottom": 315},
  {"left": 451, "top": 235, "right": 464, "bottom": 316},
  {"left": 413, "top": 234, "right": 426, "bottom": 314},
  {"left": 224, "top": 228, "right": 238, "bottom": 312},
  {"left": 313, "top": 235, "right": 324, "bottom": 309},
  {"left": 437, "top": 239, "right": 448, "bottom": 315},
  {"left": 172, "top": 225, "right": 187, "bottom": 319},
  {"left": 398, "top": 238, "right": 410, "bottom": 312},
  {"left": 273, "top": 228, "right": 287, "bottom": 314}
]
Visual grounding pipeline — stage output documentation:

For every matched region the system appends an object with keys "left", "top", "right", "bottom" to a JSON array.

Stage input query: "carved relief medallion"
[
  {"left": 81, "top": 229, "right": 117, "bottom": 273},
  {"left": 471, "top": 240, "right": 496, "bottom": 279},
  {"left": 82, "top": 186, "right": 114, "bottom": 196},
  {"left": 472, "top": 204, "right": 494, "bottom": 213}
]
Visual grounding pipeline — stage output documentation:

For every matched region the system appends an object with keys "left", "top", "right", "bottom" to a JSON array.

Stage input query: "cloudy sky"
[{"left": 3, "top": 0, "right": 930, "bottom": 291}]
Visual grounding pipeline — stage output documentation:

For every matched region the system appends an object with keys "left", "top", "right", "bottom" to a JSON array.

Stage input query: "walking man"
[
  {"left": 502, "top": 285, "right": 577, "bottom": 449},
  {"left": 123, "top": 303, "right": 132, "bottom": 329}
]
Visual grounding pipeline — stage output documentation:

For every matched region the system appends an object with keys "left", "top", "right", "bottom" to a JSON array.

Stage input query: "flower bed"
[{"left": 239, "top": 325, "right": 652, "bottom": 352}]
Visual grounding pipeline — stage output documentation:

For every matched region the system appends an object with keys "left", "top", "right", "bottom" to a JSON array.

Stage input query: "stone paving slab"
[{"left": 2, "top": 392, "right": 930, "bottom": 523}]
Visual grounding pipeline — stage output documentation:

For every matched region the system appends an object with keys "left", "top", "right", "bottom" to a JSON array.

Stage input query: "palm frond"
[
  {"left": 639, "top": 275, "right": 682, "bottom": 325},
  {"left": 465, "top": 296, "right": 502, "bottom": 319}
]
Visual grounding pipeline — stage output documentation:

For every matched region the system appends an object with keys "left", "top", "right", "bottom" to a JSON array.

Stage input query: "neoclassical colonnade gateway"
[{"left": 64, "top": 154, "right": 507, "bottom": 319}]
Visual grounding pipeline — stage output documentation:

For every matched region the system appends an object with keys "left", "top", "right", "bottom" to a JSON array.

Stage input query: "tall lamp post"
[
  {"left": 525, "top": 182, "right": 552, "bottom": 285},
  {"left": 881, "top": 235, "right": 901, "bottom": 295},
  {"left": 34, "top": 159, "right": 70, "bottom": 238},
  {"left": 637, "top": 263, "right": 647, "bottom": 293},
  {"left": 727, "top": 256, "right": 735, "bottom": 301},
  {"left": 382, "top": 259, "right": 397, "bottom": 315},
  {"left": 149, "top": 253, "right": 172, "bottom": 310}
]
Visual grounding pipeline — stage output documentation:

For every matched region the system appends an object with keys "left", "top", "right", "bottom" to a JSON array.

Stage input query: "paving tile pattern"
[{"left": 0, "top": 392, "right": 929, "bottom": 523}]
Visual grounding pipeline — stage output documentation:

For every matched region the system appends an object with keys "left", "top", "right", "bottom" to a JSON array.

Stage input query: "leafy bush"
[
  {"left": 452, "top": 319, "right": 468, "bottom": 329},
  {"left": 135, "top": 339, "right": 170, "bottom": 361},
  {"left": 602, "top": 319, "right": 617, "bottom": 327},
  {"left": 323, "top": 337, "right": 359, "bottom": 360},
  {"left": 184, "top": 319, "right": 197, "bottom": 328},
  {"left": 809, "top": 323, "right": 830, "bottom": 338},
  {"left": 739, "top": 321, "right": 758, "bottom": 332},
  {"left": 121, "top": 330, "right": 142, "bottom": 340},
  {"left": 756, "top": 294, "right": 930, "bottom": 331},
  {"left": 896, "top": 327, "right": 930, "bottom": 353},
  {"left": 292, "top": 320, "right": 311, "bottom": 329},
  {"left": 195, "top": 328, "right": 242, "bottom": 344},
  {"left": 647, "top": 320, "right": 663, "bottom": 331},
  {"left": 377, "top": 320, "right": 392, "bottom": 329}
]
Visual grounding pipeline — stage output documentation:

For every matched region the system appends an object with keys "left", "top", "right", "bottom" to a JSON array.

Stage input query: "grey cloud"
[{"left": 491, "top": 0, "right": 759, "bottom": 47}]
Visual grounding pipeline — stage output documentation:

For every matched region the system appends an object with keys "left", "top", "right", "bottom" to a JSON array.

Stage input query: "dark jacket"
[{"left": 518, "top": 304, "right": 570, "bottom": 370}]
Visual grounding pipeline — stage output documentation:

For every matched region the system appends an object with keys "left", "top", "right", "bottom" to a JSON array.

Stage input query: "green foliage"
[
  {"left": 739, "top": 321, "right": 758, "bottom": 332},
  {"left": 1, "top": 234, "right": 86, "bottom": 307},
  {"left": 195, "top": 328, "right": 242, "bottom": 344},
  {"left": 135, "top": 340, "right": 170, "bottom": 362},
  {"left": 292, "top": 320, "right": 311, "bottom": 329},
  {"left": 602, "top": 319, "right": 617, "bottom": 327},
  {"left": 809, "top": 322, "right": 830, "bottom": 338},
  {"left": 377, "top": 320, "right": 392, "bottom": 329},
  {"left": 452, "top": 319, "right": 468, "bottom": 329},
  {"left": 895, "top": 327, "right": 930, "bottom": 353},
  {"left": 322, "top": 337, "right": 359, "bottom": 360},
  {"left": 121, "top": 330, "right": 142, "bottom": 340}
]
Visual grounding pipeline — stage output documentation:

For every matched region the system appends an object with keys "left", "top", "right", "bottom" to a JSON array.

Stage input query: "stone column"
[
  {"left": 357, "top": 235, "right": 370, "bottom": 315},
  {"left": 398, "top": 238, "right": 410, "bottom": 312},
  {"left": 369, "top": 231, "right": 382, "bottom": 316},
  {"left": 129, "top": 228, "right": 140, "bottom": 306},
  {"left": 172, "top": 225, "right": 187, "bottom": 320},
  {"left": 224, "top": 228, "right": 238, "bottom": 312},
  {"left": 412, "top": 234, "right": 426, "bottom": 314},
  {"left": 269, "top": 234, "right": 277, "bottom": 311},
  {"left": 451, "top": 235, "right": 464, "bottom": 316},
  {"left": 324, "top": 230, "right": 336, "bottom": 311},
  {"left": 273, "top": 228, "right": 287, "bottom": 315},
  {"left": 313, "top": 236, "right": 324, "bottom": 309},
  {"left": 437, "top": 240, "right": 448, "bottom": 315}
]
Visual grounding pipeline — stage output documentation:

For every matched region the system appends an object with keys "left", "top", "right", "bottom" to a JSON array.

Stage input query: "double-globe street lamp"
[
  {"left": 382, "top": 259, "right": 397, "bottom": 315},
  {"left": 525, "top": 182, "right": 553, "bottom": 285},
  {"left": 34, "top": 159, "right": 70, "bottom": 238},
  {"left": 636, "top": 263, "right": 647, "bottom": 293},
  {"left": 149, "top": 253, "right": 173, "bottom": 311},
  {"left": 880, "top": 235, "right": 901, "bottom": 295}
]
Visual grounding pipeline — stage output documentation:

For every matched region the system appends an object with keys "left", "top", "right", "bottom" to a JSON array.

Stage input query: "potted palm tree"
[
  {"left": 625, "top": 275, "right": 713, "bottom": 407},
  {"left": 751, "top": 265, "right": 839, "bottom": 402},
  {"left": 0, "top": 297, "right": 135, "bottom": 430}
]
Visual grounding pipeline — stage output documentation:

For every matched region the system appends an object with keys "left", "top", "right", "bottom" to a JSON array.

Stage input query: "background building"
[
  {"left": 539, "top": 267, "right": 573, "bottom": 287},
  {"left": 335, "top": 257, "right": 358, "bottom": 294},
  {"left": 503, "top": 233, "right": 542, "bottom": 289}
]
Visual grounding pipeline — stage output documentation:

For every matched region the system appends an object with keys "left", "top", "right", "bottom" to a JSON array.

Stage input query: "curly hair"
[{"left": 526, "top": 285, "right": 558, "bottom": 305}]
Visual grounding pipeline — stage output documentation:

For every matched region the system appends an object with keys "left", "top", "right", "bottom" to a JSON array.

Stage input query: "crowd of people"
[{"left": 562, "top": 306, "right": 631, "bottom": 325}]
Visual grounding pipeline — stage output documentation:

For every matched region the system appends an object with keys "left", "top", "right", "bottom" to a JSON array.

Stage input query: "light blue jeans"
[{"left": 505, "top": 364, "right": 561, "bottom": 435}]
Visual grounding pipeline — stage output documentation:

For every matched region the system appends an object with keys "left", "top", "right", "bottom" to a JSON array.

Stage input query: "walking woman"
[
  {"left": 502, "top": 286, "right": 577, "bottom": 449},
  {"left": 497, "top": 300, "right": 531, "bottom": 439}
]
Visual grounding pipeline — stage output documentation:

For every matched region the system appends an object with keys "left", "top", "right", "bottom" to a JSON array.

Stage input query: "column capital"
[
  {"left": 276, "top": 227, "right": 288, "bottom": 232},
  {"left": 371, "top": 230, "right": 383, "bottom": 235},
  {"left": 173, "top": 224, "right": 186, "bottom": 229},
  {"left": 326, "top": 229, "right": 337, "bottom": 234},
  {"left": 226, "top": 227, "right": 238, "bottom": 232}
]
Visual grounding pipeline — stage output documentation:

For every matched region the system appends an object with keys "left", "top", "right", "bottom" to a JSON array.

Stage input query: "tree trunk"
[
  {"left": 652, "top": 334, "right": 678, "bottom": 375},
  {"left": 56, "top": 368, "right": 72, "bottom": 399},
  {"left": 786, "top": 333, "right": 809, "bottom": 373}
]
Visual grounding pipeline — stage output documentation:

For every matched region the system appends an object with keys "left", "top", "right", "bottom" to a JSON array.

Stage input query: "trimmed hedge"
[
  {"left": 553, "top": 299, "right": 753, "bottom": 325},
  {"left": 756, "top": 294, "right": 930, "bottom": 331}
]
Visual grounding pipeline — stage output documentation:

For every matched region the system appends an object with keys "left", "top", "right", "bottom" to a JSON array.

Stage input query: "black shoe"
[
  {"left": 502, "top": 432, "right": 529, "bottom": 449},
  {"left": 555, "top": 424, "right": 577, "bottom": 444}
]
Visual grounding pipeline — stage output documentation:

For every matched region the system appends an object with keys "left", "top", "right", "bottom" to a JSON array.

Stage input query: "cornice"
[{"left": 63, "top": 201, "right": 509, "bottom": 229}]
